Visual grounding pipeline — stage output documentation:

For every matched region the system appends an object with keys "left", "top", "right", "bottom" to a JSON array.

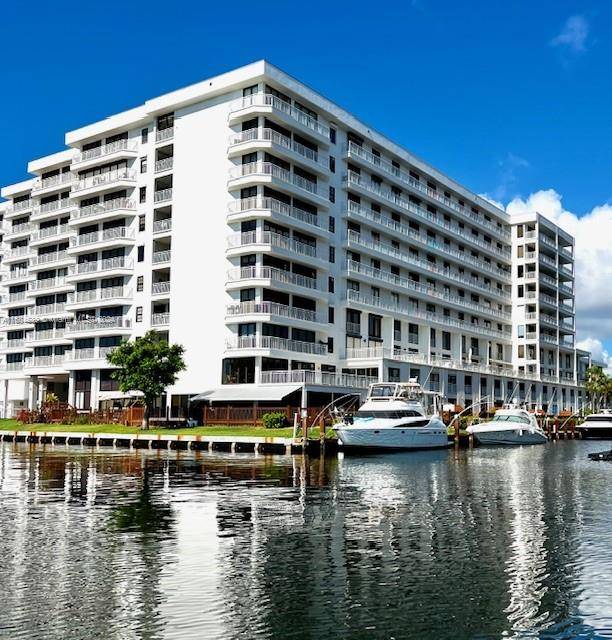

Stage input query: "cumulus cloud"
[
  {"left": 492, "top": 153, "right": 530, "bottom": 201},
  {"left": 505, "top": 189, "right": 612, "bottom": 355},
  {"left": 576, "top": 337, "right": 612, "bottom": 373},
  {"left": 550, "top": 15, "right": 590, "bottom": 53}
]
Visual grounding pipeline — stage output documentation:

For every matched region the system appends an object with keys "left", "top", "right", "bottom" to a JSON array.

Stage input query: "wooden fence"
[{"left": 202, "top": 405, "right": 324, "bottom": 426}]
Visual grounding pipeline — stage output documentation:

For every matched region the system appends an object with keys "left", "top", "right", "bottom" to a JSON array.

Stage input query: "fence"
[
  {"left": 17, "top": 403, "right": 144, "bottom": 427},
  {"left": 202, "top": 405, "right": 323, "bottom": 426}
]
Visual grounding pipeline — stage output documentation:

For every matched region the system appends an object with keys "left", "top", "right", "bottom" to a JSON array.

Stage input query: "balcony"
[
  {"left": 67, "top": 317, "right": 132, "bottom": 333},
  {"left": 6, "top": 269, "right": 30, "bottom": 282},
  {"left": 227, "top": 196, "right": 324, "bottom": 233},
  {"left": 151, "top": 281, "right": 171, "bottom": 295},
  {"left": 72, "top": 168, "right": 136, "bottom": 194},
  {"left": 229, "top": 94, "right": 329, "bottom": 143},
  {"left": 31, "top": 172, "right": 74, "bottom": 193},
  {"left": 346, "top": 231, "right": 507, "bottom": 299},
  {"left": 346, "top": 199, "right": 511, "bottom": 267},
  {"left": 31, "top": 198, "right": 73, "bottom": 219},
  {"left": 154, "top": 157, "right": 174, "bottom": 173},
  {"left": 152, "top": 250, "right": 172, "bottom": 265},
  {"left": 346, "top": 142, "right": 509, "bottom": 240},
  {"left": 4, "top": 246, "right": 33, "bottom": 262},
  {"left": 1, "top": 362, "right": 25, "bottom": 372},
  {"left": 346, "top": 321, "right": 361, "bottom": 335},
  {"left": 228, "top": 128, "right": 326, "bottom": 173},
  {"left": 30, "top": 250, "right": 70, "bottom": 268},
  {"left": 346, "top": 289, "right": 509, "bottom": 340},
  {"left": 227, "top": 230, "right": 318, "bottom": 260},
  {"left": 30, "top": 224, "right": 70, "bottom": 243},
  {"left": 26, "top": 329, "right": 67, "bottom": 343},
  {"left": 70, "top": 226, "right": 135, "bottom": 248},
  {"left": 151, "top": 312, "right": 170, "bottom": 326},
  {"left": 346, "top": 260, "right": 510, "bottom": 321},
  {"left": 7, "top": 292, "right": 27, "bottom": 304},
  {"left": 4, "top": 222, "right": 33, "bottom": 239},
  {"left": 31, "top": 303, "right": 68, "bottom": 317},
  {"left": 29, "top": 277, "right": 69, "bottom": 292},
  {"left": 73, "top": 139, "right": 137, "bottom": 167},
  {"left": 154, "top": 188, "right": 173, "bottom": 204},
  {"left": 5, "top": 199, "right": 33, "bottom": 216},
  {"left": 226, "top": 301, "right": 321, "bottom": 324},
  {"left": 260, "top": 369, "right": 376, "bottom": 389},
  {"left": 4, "top": 339, "right": 25, "bottom": 350},
  {"left": 156, "top": 127, "right": 174, "bottom": 143},
  {"left": 226, "top": 266, "right": 318, "bottom": 291},
  {"left": 539, "top": 233, "right": 557, "bottom": 249},
  {"left": 71, "top": 197, "right": 136, "bottom": 222},
  {"left": 226, "top": 335, "right": 328, "bottom": 356},
  {"left": 26, "top": 354, "right": 66, "bottom": 369},
  {"left": 70, "top": 286, "right": 131, "bottom": 306},
  {"left": 67, "top": 346, "right": 118, "bottom": 362},
  {"left": 68, "top": 256, "right": 133, "bottom": 278}
]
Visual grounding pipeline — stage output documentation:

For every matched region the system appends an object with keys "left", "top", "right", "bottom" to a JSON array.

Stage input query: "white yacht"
[
  {"left": 333, "top": 381, "right": 449, "bottom": 450},
  {"left": 578, "top": 411, "right": 612, "bottom": 439},
  {"left": 466, "top": 407, "right": 547, "bottom": 445}
]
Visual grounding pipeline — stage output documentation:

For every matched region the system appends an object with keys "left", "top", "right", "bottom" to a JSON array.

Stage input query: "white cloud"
[
  {"left": 550, "top": 15, "right": 589, "bottom": 53},
  {"left": 492, "top": 153, "right": 530, "bottom": 200},
  {"left": 506, "top": 189, "right": 612, "bottom": 354},
  {"left": 576, "top": 338, "right": 612, "bottom": 373}
]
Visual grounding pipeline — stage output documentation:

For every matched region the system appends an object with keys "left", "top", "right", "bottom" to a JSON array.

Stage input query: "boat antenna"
[
  {"left": 505, "top": 381, "right": 519, "bottom": 405},
  {"left": 308, "top": 393, "right": 360, "bottom": 430},
  {"left": 447, "top": 395, "right": 491, "bottom": 430},
  {"left": 559, "top": 398, "right": 590, "bottom": 432}
]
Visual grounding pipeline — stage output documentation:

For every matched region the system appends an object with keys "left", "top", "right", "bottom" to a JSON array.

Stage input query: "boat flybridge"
[
  {"left": 578, "top": 410, "right": 612, "bottom": 439},
  {"left": 466, "top": 404, "right": 547, "bottom": 446},
  {"left": 333, "top": 380, "right": 449, "bottom": 450}
]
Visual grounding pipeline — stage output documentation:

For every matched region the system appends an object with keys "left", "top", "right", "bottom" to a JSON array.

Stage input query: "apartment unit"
[{"left": 0, "top": 61, "right": 594, "bottom": 417}]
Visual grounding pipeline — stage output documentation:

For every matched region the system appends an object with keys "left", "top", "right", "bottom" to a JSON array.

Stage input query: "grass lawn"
[{"left": 0, "top": 419, "right": 305, "bottom": 439}]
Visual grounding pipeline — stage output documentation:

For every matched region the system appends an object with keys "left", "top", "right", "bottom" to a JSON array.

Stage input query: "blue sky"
[{"left": 1, "top": 0, "right": 611, "bottom": 358}]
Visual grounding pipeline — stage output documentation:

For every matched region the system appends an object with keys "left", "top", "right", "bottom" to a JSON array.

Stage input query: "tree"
[
  {"left": 107, "top": 331, "right": 186, "bottom": 429},
  {"left": 584, "top": 365, "right": 609, "bottom": 411}
]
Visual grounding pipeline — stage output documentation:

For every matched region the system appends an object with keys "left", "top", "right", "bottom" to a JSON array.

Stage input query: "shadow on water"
[{"left": 1, "top": 441, "right": 612, "bottom": 639}]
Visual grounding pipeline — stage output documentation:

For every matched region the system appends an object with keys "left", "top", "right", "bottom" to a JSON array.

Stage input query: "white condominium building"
[{"left": 0, "top": 61, "right": 595, "bottom": 417}]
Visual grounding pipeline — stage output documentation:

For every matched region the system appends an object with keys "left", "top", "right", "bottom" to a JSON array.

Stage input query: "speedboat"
[
  {"left": 466, "top": 407, "right": 547, "bottom": 445},
  {"left": 333, "top": 380, "right": 449, "bottom": 450},
  {"left": 578, "top": 411, "right": 612, "bottom": 438}
]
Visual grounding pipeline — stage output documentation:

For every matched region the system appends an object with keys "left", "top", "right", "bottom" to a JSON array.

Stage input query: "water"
[{"left": 1, "top": 441, "right": 612, "bottom": 640}]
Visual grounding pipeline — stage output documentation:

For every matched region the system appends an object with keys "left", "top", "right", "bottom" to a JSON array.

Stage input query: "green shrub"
[{"left": 261, "top": 412, "right": 289, "bottom": 429}]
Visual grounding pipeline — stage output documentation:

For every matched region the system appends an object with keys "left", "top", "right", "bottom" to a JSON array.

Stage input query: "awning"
[
  {"left": 191, "top": 384, "right": 303, "bottom": 403},
  {"left": 98, "top": 390, "right": 144, "bottom": 402}
]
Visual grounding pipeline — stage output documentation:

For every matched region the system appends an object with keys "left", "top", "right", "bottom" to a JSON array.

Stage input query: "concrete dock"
[{"left": 0, "top": 429, "right": 312, "bottom": 455}]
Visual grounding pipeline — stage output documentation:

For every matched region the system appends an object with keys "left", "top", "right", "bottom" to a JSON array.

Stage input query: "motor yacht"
[
  {"left": 333, "top": 380, "right": 449, "bottom": 450},
  {"left": 466, "top": 406, "right": 547, "bottom": 445},
  {"left": 578, "top": 411, "right": 612, "bottom": 439}
]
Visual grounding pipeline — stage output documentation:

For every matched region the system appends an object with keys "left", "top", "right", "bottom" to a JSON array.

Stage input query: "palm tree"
[{"left": 585, "top": 366, "right": 609, "bottom": 411}]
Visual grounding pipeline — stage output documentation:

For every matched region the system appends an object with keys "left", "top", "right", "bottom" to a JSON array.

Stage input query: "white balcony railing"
[
  {"left": 32, "top": 172, "right": 74, "bottom": 192},
  {"left": 73, "top": 197, "right": 135, "bottom": 220},
  {"left": 226, "top": 335, "right": 328, "bottom": 355},
  {"left": 5, "top": 246, "right": 32, "bottom": 260},
  {"left": 71, "top": 227, "right": 134, "bottom": 247},
  {"left": 153, "top": 218, "right": 172, "bottom": 233},
  {"left": 229, "top": 161, "right": 319, "bottom": 196},
  {"left": 31, "top": 303, "right": 67, "bottom": 316},
  {"left": 28, "top": 355, "right": 66, "bottom": 368},
  {"left": 68, "top": 346, "right": 118, "bottom": 361},
  {"left": 227, "top": 230, "right": 317, "bottom": 259},
  {"left": 229, "top": 128, "right": 323, "bottom": 165},
  {"left": 151, "top": 312, "right": 170, "bottom": 326},
  {"left": 151, "top": 281, "right": 171, "bottom": 295},
  {"left": 73, "top": 169, "right": 135, "bottom": 193},
  {"left": 154, "top": 188, "right": 173, "bottom": 203},
  {"left": 70, "top": 256, "right": 133, "bottom": 276},
  {"left": 30, "top": 251, "right": 69, "bottom": 266},
  {"left": 73, "top": 139, "right": 135, "bottom": 164},
  {"left": 226, "top": 301, "right": 320, "bottom": 323},
  {"left": 152, "top": 250, "right": 171, "bottom": 264},
  {"left": 30, "top": 224, "right": 70, "bottom": 242},
  {"left": 226, "top": 266, "right": 318, "bottom": 290},
  {"left": 67, "top": 317, "right": 132, "bottom": 333},
  {"left": 260, "top": 369, "right": 376, "bottom": 389},
  {"left": 73, "top": 286, "right": 129, "bottom": 304},
  {"left": 30, "top": 277, "right": 67, "bottom": 291},
  {"left": 29, "top": 329, "right": 66, "bottom": 342},
  {"left": 156, "top": 127, "right": 174, "bottom": 142},
  {"left": 228, "top": 196, "right": 321, "bottom": 228},
  {"left": 5, "top": 222, "right": 32, "bottom": 237},
  {"left": 154, "top": 157, "right": 174, "bottom": 173},
  {"left": 231, "top": 94, "right": 329, "bottom": 139}
]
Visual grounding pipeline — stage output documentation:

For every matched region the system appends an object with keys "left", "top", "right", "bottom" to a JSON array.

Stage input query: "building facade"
[{"left": 0, "top": 61, "right": 594, "bottom": 417}]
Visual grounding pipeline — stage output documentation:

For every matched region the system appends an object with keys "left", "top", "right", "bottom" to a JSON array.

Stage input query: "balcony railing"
[
  {"left": 227, "top": 230, "right": 317, "bottom": 258},
  {"left": 5, "top": 339, "right": 25, "bottom": 349},
  {"left": 30, "top": 277, "right": 67, "bottom": 291},
  {"left": 5, "top": 246, "right": 32, "bottom": 260},
  {"left": 151, "top": 312, "right": 170, "bottom": 326},
  {"left": 7, "top": 199, "right": 33, "bottom": 214},
  {"left": 67, "top": 317, "right": 132, "bottom": 333},
  {"left": 260, "top": 369, "right": 376, "bottom": 389},
  {"left": 156, "top": 127, "right": 174, "bottom": 142},
  {"left": 73, "top": 286, "right": 129, "bottom": 304},
  {"left": 152, "top": 250, "right": 171, "bottom": 264},
  {"left": 346, "top": 321, "right": 361, "bottom": 335},
  {"left": 30, "top": 224, "right": 70, "bottom": 242},
  {"left": 68, "top": 346, "right": 118, "bottom": 361},
  {"left": 346, "top": 142, "right": 509, "bottom": 240},
  {"left": 7, "top": 269, "right": 30, "bottom": 281},
  {"left": 73, "top": 139, "right": 135, "bottom": 164},
  {"left": 347, "top": 290, "right": 509, "bottom": 340},
  {"left": 226, "top": 335, "right": 328, "bottom": 355},
  {"left": 29, "top": 329, "right": 66, "bottom": 341},
  {"left": 154, "top": 157, "right": 174, "bottom": 173},
  {"left": 228, "top": 196, "right": 321, "bottom": 228},
  {"left": 32, "top": 172, "right": 74, "bottom": 192},
  {"left": 153, "top": 218, "right": 172, "bottom": 234},
  {"left": 27, "top": 354, "right": 66, "bottom": 368},
  {"left": 154, "top": 188, "right": 173, "bottom": 203},
  {"left": 226, "top": 265, "right": 318, "bottom": 290},
  {"left": 229, "top": 128, "right": 323, "bottom": 165},
  {"left": 226, "top": 301, "right": 319, "bottom": 323},
  {"left": 32, "top": 198, "right": 72, "bottom": 217},
  {"left": 8, "top": 292, "right": 27, "bottom": 303},
  {"left": 31, "top": 250, "right": 69, "bottom": 266},
  {"left": 346, "top": 260, "right": 510, "bottom": 321},
  {"left": 70, "top": 256, "right": 133, "bottom": 275},
  {"left": 151, "top": 281, "right": 171, "bottom": 295},
  {"left": 229, "top": 161, "right": 319, "bottom": 196},
  {"left": 230, "top": 94, "right": 329, "bottom": 139},
  {"left": 73, "top": 169, "right": 135, "bottom": 193},
  {"left": 31, "top": 303, "right": 67, "bottom": 316},
  {"left": 5, "top": 222, "right": 32, "bottom": 237},
  {"left": 73, "top": 197, "right": 135, "bottom": 220},
  {"left": 71, "top": 227, "right": 134, "bottom": 247}
]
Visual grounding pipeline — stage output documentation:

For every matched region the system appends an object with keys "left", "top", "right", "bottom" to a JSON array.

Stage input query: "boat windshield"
[
  {"left": 585, "top": 415, "right": 612, "bottom": 422},
  {"left": 369, "top": 385, "right": 397, "bottom": 398},
  {"left": 357, "top": 410, "right": 423, "bottom": 419},
  {"left": 492, "top": 414, "right": 531, "bottom": 425}
]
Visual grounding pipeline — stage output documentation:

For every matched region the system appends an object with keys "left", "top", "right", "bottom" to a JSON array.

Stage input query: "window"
[
  {"left": 137, "top": 246, "right": 144, "bottom": 262},
  {"left": 329, "top": 186, "right": 335, "bottom": 203},
  {"left": 389, "top": 367, "right": 400, "bottom": 382},
  {"left": 327, "top": 337, "right": 334, "bottom": 353},
  {"left": 139, "top": 215, "right": 146, "bottom": 232},
  {"left": 368, "top": 314, "right": 382, "bottom": 340},
  {"left": 328, "top": 276, "right": 334, "bottom": 293},
  {"left": 137, "top": 276, "right": 144, "bottom": 292},
  {"left": 329, "top": 246, "right": 335, "bottom": 263},
  {"left": 240, "top": 288, "right": 255, "bottom": 302},
  {"left": 430, "top": 328, "right": 436, "bottom": 348},
  {"left": 140, "top": 157, "right": 147, "bottom": 173},
  {"left": 243, "top": 84, "right": 258, "bottom": 97},
  {"left": 329, "top": 127, "right": 336, "bottom": 144},
  {"left": 328, "top": 216, "right": 335, "bottom": 233},
  {"left": 442, "top": 331, "right": 451, "bottom": 351},
  {"left": 136, "top": 306, "right": 143, "bottom": 322},
  {"left": 141, "top": 128, "right": 148, "bottom": 144},
  {"left": 328, "top": 307, "right": 335, "bottom": 324},
  {"left": 329, "top": 156, "right": 336, "bottom": 173},
  {"left": 139, "top": 187, "right": 146, "bottom": 203}
]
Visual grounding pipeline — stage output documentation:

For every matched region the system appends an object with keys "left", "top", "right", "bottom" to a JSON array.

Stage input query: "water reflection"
[{"left": 0, "top": 442, "right": 611, "bottom": 639}]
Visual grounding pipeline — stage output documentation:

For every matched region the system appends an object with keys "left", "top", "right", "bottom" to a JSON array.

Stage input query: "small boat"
[
  {"left": 578, "top": 411, "right": 612, "bottom": 439},
  {"left": 466, "top": 407, "right": 547, "bottom": 445},
  {"left": 333, "top": 380, "right": 449, "bottom": 450}
]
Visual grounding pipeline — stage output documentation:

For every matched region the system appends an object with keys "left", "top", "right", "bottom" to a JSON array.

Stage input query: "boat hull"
[
  {"left": 472, "top": 430, "right": 547, "bottom": 446},
  {"left": 334, "top": 424, "right": 449, "bottom": 450},
  {"left": 578, "top": 426, "right": 612, "bottom": 439}
]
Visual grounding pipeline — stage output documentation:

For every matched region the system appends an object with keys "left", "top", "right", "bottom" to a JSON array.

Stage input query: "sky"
[{"left": 1, "top": 0, "right": 611, "bottom": 364}]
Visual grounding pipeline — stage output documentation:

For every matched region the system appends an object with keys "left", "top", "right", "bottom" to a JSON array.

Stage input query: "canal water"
[{"left": 1, "top": 441, "right": 612, "bottom": 640}]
